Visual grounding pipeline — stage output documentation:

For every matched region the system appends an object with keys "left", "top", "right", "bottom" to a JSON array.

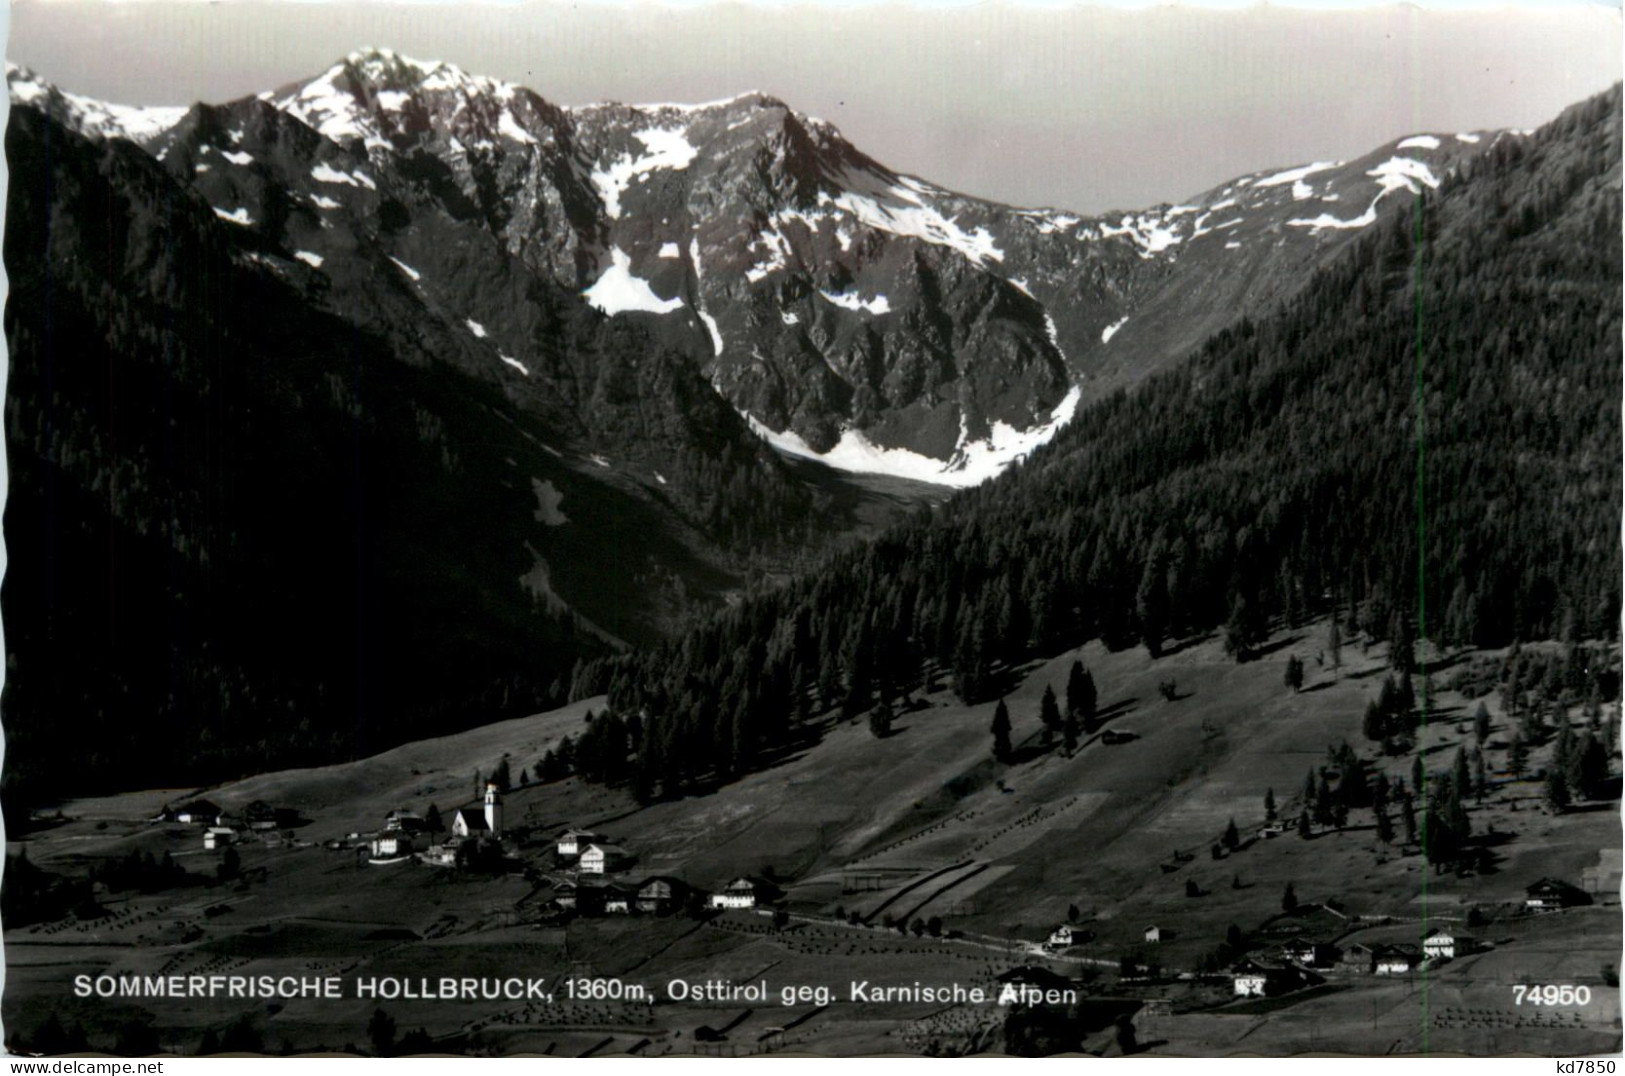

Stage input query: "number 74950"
[{"left": 1513, "top": 984, "right": 1592, "bottom": 1006}]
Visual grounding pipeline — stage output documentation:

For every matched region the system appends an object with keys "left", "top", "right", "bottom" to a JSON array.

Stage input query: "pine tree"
[
  {"left": 1375, "top": 801, "right": 1394, "bottom": 844},
  {"left": 1264, "top": 787, "right": 1276, "bottom": 822},
  {"left": 1285, "top": 655, "right": 1305, "bottom": 693},
  {"left": 1223, "top": 818, "right": 1240, "bottom": 851},
  {"left": 868, "top": 699, "right": 893, "bottom": 739},
  {"left": 1474, "top": 701, "right": 1491, "bottom": 746},
  {"left": 1509, "top": 734, "right": 1529, "bottom": 777},
  {"left": 1401, "top": 791, "right": 1418, "bottom": 845},
  {"left": 991, "top": 699, "right": 1012, "bottom": 761},
  {"left": 1545, "top": 766, "right": 1571, "bottom": 812},
  {"left": 1282, "top": 882, "right": 1298, "bottom": 914},
  {"left": 1040, "top": 685, "right": 1062, "bottom": 738},
  {"left": 1297, "top": 808, "right": 1312, "bottom": 839},
  {"left": 1327, "top": 621, "right": 1343, "bottom": 670},
  {"left": 1067, "top": 664, "right": 1098, "bottom": 732}
]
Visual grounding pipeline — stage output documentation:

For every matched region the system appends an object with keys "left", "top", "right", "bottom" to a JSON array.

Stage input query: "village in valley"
[{"left": 3, "top": 620, "right": 1620, "bottom": 1056}]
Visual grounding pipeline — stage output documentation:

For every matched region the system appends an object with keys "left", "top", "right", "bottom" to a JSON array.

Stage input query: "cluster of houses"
[
  {"left": 550, "top": 828, "right": 778, "bottom": 917},
  {"left": 365, "top": 783, "right": 506, "bottom": 866},
  {"left": 153, "top": 798, "right": 299, "bottom": 850}
]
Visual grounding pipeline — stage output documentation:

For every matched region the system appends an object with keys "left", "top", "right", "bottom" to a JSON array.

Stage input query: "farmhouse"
[
  {"left": 1279, "top": 936, "right": 1338, "bottom": 968},
  {"left": 579, "top": 843, "right": 630, "bottom": 875},
  {"left": 604, "top": 884, "right": 635, "bottom": 915},
  {"left": 244, "top": 800, "right": 298, "bottom": 832},
  {"left": 1525, "top": 877, "right": 1591, "bottom": 911},
  {"left": 383, "top": 809, "right": 430, "bottom": 835},
  {"left": 172, "top": 800, "right": 225, "bottom": 826},
  {"left": 1373, "top": 944, "right": 1421, "bottom": 974},
  {"left": 1257, "top": 823, "right": 1284, "bottom": 840},
  {"left": 1046, "top": 925, "right": 1077, "bottom": 950},
  {"left": 1338, "top": 943, "right": 1375, "bottom": 973},
  {"left": 710, "top": 876, "right": 775, "bottom": 909},
  {"left": 452, "top": 784, "right": 503, "bottom": 840},
  {"left": 1422, "top": 927, "right": 1471, "bottom": 961},
  {"left": 1231, "top": 958, "right": 1311, "bottom": 998},
  {"left": 636, "top": 876, "right": 690, "bottom": 914},
  {"left": 1231, "top": 959, "right": 1275, "bottom": 998},
  {"left": 1143, "top": 925, "right": 1162, "bottom": 944},
  {"left": 368, "top": 832, "right": 414, "bottom": 859},
  {"left": 557, "top": 829, "right": 602, "bottom": 857},
  {"left": 554, "top": 880, "right": 579, "bottom": 911},
  {"left": 202, "top": 826, "right": 238, "bottom": 850}
]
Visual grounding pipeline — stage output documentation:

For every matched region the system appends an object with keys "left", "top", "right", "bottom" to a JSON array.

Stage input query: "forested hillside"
[{"left": 576, "top": 86, "right": 1623, "bottom": 798}]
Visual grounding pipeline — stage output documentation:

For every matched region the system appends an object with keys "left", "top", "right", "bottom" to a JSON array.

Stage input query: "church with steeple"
[{"left": 452, "top": 782, "right": 502, "bottom": 839}]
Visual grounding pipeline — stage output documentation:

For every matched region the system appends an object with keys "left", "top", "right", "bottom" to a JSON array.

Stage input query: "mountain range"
[{"left": 0, "top": 51, "right": 1585, "bottom": 807}]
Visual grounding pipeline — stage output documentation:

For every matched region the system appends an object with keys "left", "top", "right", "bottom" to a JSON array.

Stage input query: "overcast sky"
[{"left": 6, "top": 1, "right": 1620, "bottom": 213}]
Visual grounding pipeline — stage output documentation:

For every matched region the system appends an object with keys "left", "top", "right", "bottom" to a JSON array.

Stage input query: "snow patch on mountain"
[
  {"left": 698, "top": 311, "right": 724, "bottom": 356},
  {"left": 312, "top": 162, "right": 372, "bottom": 187},
  {"left": 293, "top": 250, "right": 324, "bottom": 267},
  {"left": 591, "top": 128, "right": 699, "bottom": 219},
  {"left": 221, "top": 149, "right": 254, "bottom": 166},
  {"left": 583, "top": 248, "right": 685, "bottom": 315},
  {"left": 1098, "top": 213, "right": 1181, "bottom": 257},
  {"left": 1256, "top": 161, "right": 1340, "bottom": 188},
  {"left": 819, "top": 289, "right": 891, "bottom": 315},
  {"left": 746, "top": 385, "right": 1080, "bottom": 488},
  {"left": 388, "top": 256, "right": 422, "bottom": 282},
  {"left": 213, "top": 206, "right": 253, "bottom": 226},
  {"left": 820, "top": 167, "right": 1004, "bottom": 264},
  {"left": 1397, "top": 134, "right": 1442, "bottom": 150},
  {"left": 466, "top": 319, "right": 488, "bottom": 338},
  {"left": 1287, "top": 155, "right": 1441, "bottom": 232},
  {"left": 1101, "top": 317, "right": 1129, "bottom": 344},
  {"left": 500, "top": 354, "right": 530, "bottom": 376}
]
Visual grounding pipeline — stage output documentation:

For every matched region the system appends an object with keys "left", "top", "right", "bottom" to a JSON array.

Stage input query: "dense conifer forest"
[{"left": 570, "top": 86, "right": 1623, "bottom": 801}]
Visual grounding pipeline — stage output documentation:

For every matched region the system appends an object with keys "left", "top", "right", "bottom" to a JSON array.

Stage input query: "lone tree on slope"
[{"left": 991, "top": 699, "right": 1013, "bottom": 761}]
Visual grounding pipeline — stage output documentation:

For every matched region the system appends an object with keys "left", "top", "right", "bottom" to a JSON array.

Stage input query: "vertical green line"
[{"left": 1412, "top": 187, "right": 1430, "bottom": 1055}]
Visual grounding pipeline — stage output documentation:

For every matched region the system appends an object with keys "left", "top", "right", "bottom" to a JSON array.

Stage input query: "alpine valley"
[{"left": 0, "top": 51, "right": 1597, "bottom": 803}]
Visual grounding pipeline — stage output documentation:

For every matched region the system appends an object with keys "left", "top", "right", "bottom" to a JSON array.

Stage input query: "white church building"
[{"left": 452, "top": 783, "right": 503, "bottom": 839}]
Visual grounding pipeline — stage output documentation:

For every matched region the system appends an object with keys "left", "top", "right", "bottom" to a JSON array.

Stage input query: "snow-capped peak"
[
  {"left": 6, "top": 63, "right": 188, "bottom": 144},
  {"left": 270, "top": 47, "right": 544, "bottom": 154}
]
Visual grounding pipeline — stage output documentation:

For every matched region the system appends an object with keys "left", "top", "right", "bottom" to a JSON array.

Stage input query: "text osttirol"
[{"left": 665, "top": 980, "right": 835, "bottom": 1006}]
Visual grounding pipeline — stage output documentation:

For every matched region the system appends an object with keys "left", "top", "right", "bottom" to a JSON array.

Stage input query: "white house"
[
  {"left": 1144, "top": 925, "right": 1162, "bottom": 944},
  {"left": 1423, "top": 928, "right": 1472, "bottom": 960},
  {"left": 710, "top": 877, "right": 769, "bottom": 909},
  {"left": 557, "top": 829, "right": 601, "bottom": 857},
  {"left": 1232, "top": 960, "right": 1270, "bottom": 997},
  {"left": 1374, "top": 945, "right": 1420, "bottom": 974},
  {"left": 579, "top": 843, "right": 629, "bottom": 875},
  {"left": 1046, "top": 925, "right": 1076, "bottom": 950},
  {"left": 202, "top": 826, "right": 237, "bottom": 850},
  {"left": 369, "top": 832, "right": 414, "bottom": 859},
  {"left": 452, "top": 784, "right": 503, "bottom": 839}
]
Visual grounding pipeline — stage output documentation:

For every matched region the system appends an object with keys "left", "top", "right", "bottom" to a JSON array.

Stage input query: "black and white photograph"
[{"left": 0, "top": 0, "right": 1621, "bottom": 1058}]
